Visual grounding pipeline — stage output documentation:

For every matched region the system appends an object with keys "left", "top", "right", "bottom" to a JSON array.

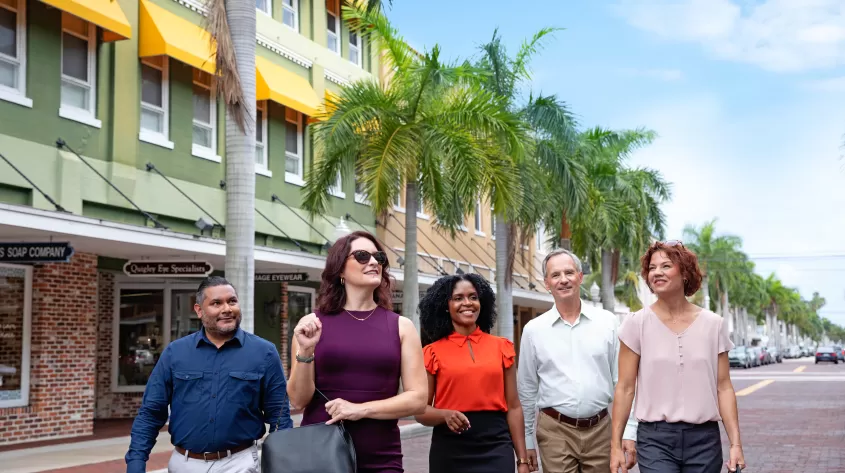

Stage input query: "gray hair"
[
  {"left": 196, "top": 276, "right": 236, "bottom": 305},
  {"left": 542, "top": 248, "right": 583, "bottom": 278}
]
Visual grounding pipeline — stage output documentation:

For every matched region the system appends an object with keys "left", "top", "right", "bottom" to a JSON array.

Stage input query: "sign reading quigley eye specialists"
[
  {"left": 123, "top": 260, "right": 214, "bottom": 277},
  {"left": 0, "top": 242, "right": 74, "bottom": 263}
]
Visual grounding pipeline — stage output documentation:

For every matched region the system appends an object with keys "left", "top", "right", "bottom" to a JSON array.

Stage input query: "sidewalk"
[{"left": 0, "top": 415, "right": 431, "bottom": 473}]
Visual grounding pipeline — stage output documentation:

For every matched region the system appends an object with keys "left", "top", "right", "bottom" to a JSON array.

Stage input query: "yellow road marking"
[
  {"left": 793, "top": 365, "right": 807, "bottom": 373},
  {"left": 736, "top": 379, "right": 774, "bottom": 396}
]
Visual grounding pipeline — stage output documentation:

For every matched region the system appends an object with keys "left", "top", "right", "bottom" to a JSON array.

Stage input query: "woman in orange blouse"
[{"left": 415, "top": 274, "right": 530, "bottom": 473}]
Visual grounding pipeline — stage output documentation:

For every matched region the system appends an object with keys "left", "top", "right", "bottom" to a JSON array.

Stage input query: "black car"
[{"left": 815, "top": 346, "right": 839, "bottom": 364}]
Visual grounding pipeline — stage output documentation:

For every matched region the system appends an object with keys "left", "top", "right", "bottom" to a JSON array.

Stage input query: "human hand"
[
  {"left": 442, "top": 410, "right": 470, "bottom": 433},
  {"left": 526, "top": 449, "right": 539, "bottom": 472},
  {"left": 325, "top": 399, "right": 368, "bottom": 424},
  {"left": 294, "top": 313, "right": 321, "bottom": 352},
  {"left": 727, "top": 444, "right": 746, "bottom": 472},
  {"left": 622, "top": 439, "right": 637, "bottom": 469},
  {"left": 517, "top": 463, "right": 530, "bottom": 473},
  {"left": 610, "top": 445, "right": 628, "bottom": 473}
]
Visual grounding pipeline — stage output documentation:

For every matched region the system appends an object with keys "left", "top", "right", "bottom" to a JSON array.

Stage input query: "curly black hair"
[{"left": 419, "top": 273, "right": 497, "bottom": 346}]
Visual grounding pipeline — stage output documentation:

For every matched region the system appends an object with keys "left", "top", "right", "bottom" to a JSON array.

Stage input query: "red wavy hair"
[
  {"left": 316, "top": 230, "right": 394, "bottom": 315},
  {"left": 640, "top": 241, "right": 704, "bottom": 297}
]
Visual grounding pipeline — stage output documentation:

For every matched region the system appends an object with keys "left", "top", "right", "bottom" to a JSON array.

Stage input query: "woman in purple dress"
[{"left": 286, "top": 230, "right": 428, "bottom": 472}]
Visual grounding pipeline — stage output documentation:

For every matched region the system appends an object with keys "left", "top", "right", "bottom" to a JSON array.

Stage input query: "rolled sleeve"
[
  {"left": 263, "top": 345, "right": 293, "bottom": 432},
  {"left": 517, "top": 327, "right": 539, "bottom": 450},
  {"left": 126, "top": 346, "right": 173, "bottom": 473}
]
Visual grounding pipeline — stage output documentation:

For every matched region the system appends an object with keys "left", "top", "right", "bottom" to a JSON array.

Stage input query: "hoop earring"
[{"left": 340, "top": 277, "right": 345, "bottom": 285}]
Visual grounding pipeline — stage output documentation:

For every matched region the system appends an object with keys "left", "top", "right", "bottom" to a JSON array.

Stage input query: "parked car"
[
  {"left": 815, "top": 346, "right": 839, "bottom": 364},
  {"left": 835, "top": 345, "right": 845, "bottom": 362},
  {"left": 766, "top": 347, "right": 783, "bottom": 363},
  {"left": 729, "top": 346, "right": 754, "bottom": 369},
  {"left": 786, "top": 345, "right": 802, "bottom": 359}
]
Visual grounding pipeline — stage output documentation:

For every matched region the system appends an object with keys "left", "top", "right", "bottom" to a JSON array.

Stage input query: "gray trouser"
[
  {"left": 167, "top": 445, "right": 260, "bottom": 473},
  {"left": 637, "top": 421, "right": 723, "bottom": 473}
]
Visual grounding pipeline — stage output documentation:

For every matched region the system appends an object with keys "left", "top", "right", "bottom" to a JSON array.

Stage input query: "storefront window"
[
  {"left": 117, "top": 289, "right": 164, "bottom": 388},
  {"left": 0, "top": 264, "right": 31, "bottom": 408},
  {"left": 171, "top": 289, "right": 200, "bottom": 341},
  {"left": 286, "top": 287, "right": 314, "bottom": 367}
]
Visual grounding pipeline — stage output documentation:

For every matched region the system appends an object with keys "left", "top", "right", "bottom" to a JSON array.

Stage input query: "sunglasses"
[
  {"left": 654, "top": 240, "right": 684, "bottom": 248},
  {"left": 348, "top": 250, "right": 388, "bottom": 266}
]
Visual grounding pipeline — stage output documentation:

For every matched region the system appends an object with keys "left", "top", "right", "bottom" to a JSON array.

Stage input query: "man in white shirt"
[{"left": 518, "top": 248, "right": 637, "bottom": 473}]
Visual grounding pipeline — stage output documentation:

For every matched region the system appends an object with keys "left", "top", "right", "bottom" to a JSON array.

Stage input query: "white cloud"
[
  {"left": 802, "top": 76, "right": 845, "bottom": 91},
  {"left": 613, "top": 0, "right": 845, "bottom": 72},
  {"left": 619, "top": 67, "right": 684, "bottom": 81}
]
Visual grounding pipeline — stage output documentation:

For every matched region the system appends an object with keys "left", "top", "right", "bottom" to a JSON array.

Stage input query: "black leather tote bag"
[{"left": 261, "top": 389, "right": 357, "bottom": 473}]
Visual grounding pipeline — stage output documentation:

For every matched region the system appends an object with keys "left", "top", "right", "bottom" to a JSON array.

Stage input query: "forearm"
[
  {"left": 287, "top": 348, "right": 316, "bottom": 410},
  {"left": 611, "top": 385, "right": 636, "bottom": 448},
  {"left": 361, "top": 389, "right": 426, "bottom": 420},
  {"left": 413, "top": 405, "right": 449, "bottom": 427},
  {"left": 507, "top": 406, "right": 529, "bottom": 459},
  {"left": 125, "top": 405, "right": 168, "bottom": 472},
  {"left": 718, "top": 386, "right": 741, "bottom": 446}
]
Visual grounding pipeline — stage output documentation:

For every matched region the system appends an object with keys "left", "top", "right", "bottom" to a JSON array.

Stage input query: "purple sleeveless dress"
[{"left": 301, "top": 307, "right": 404, "bottom": 472}]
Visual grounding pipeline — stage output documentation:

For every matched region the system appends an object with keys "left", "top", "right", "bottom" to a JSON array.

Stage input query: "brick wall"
[
  {"left": 0, "top": 252, "right": 98, "bottom": 446},
  {"left": 95, "top": 271, "right": 143, "bottom": 419},
  {"left": 279, "top": 283, "right": 289, "bottom": 374},
  {"left": 0, "top": 271, "right": 25, "bottom": 393}
]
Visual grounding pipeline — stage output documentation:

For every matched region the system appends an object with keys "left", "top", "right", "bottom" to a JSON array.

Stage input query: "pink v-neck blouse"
[{"left": 618, "top": 307, "right": 734, "bottom": 424}]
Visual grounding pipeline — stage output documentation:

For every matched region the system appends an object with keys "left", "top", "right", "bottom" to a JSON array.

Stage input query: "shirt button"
[{"left": 212, "top": 394, "right": 217, "bottom": 399}]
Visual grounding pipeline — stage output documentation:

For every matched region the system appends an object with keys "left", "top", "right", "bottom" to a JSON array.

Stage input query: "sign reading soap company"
[
  {"left": 255, "top": 272, "right": 309, "bottom": 283},
  {"left": 0, "top": 242, "right": 74, "bottom": 263},
  {"left": 123, "top": 261, "right": 213, "bottom": 277}
]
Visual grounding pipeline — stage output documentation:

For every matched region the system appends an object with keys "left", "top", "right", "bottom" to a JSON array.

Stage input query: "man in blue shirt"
[{"left": 125, "top": 276, "right": 292, "bottom": 473}]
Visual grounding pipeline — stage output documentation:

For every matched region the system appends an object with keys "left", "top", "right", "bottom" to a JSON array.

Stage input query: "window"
[
  {"left": 139, "top": 56, "right": 173, "bottom": 149},
  {"left": 0, "top": 0, "right": 29, "bottom": 107},
  {"left": 60, "top": 13, "right": 99, "bottom": 127},
  {"left": 537, "top": 222, "right": 546, "bottom": 252},
  {"left": 0, "top": 264, "right": 31, "bottom": 408},
  {"left": 329, "top": 172, "right": 345, "bottom": 198},
  {"left": 326, "top": 0, "right": 340, "bottom": 54},
  {"left": 416, "top": 191, "right": 428, "bottom": 219},
  {"left": 255, "top": 100, "right": 270, "bottom": 176},
  {"left": 348, "top": 29, "right": 362, "bottom": 66},
  {"left": 474, "top": 200, "right": 484, "bottom": 236},
  {"left": 256, "top": 0, "right": 271, "bottom": 16},
  {"left": 113, "top": 284, "right": 199, "bottom": 392},
  {"left": 354, "top": 178, "right": 369, "bottom": 204},
  {"left": 491, "top": 207, "right": 496, "bottom": 238},
  {"left": 284, "top": 108, "right": 304, "bottom": 185},
  {"left": 282, "top": 0, "right": 297, "bottom": 30},
  {"left": 394, "top": 186, "right": 404, "bottom": 210},
  {"left": 192, "top": 69, "right": 218, "bottom": 161}
]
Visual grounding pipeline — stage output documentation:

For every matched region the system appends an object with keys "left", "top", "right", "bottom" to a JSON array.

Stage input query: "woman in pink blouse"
[{"left": 609, "top": 241, "right": 746, "bottom": 473}]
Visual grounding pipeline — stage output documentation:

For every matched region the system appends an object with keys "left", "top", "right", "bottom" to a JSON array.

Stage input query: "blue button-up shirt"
[{"left": 125, "top": 328, "right": 292, "bottom": 473}]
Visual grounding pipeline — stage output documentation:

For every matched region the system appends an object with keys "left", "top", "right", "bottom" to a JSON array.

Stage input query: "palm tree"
[
  {"left": 303, "top": 7, "right": 525, "bottom": 329},
  {"left": 683, "top": 219, "right": 742, "bottom": 312},
  {"left": 204, "top": 0, "right": 257, "bottom": 331},
  {"left": 473, "top": 28, "right": 583, "bottom": 339}
]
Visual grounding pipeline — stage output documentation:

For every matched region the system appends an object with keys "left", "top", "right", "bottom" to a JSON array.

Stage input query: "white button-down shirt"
[{"left": 517, "top": 301, "right": 637, "bottom": 448}]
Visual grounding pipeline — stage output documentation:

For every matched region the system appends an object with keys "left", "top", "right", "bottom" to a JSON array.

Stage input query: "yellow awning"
[
  {"left": 308, "top": 89, "right": 340, "bottom": 123},
  {"left": 256, "top": 56, "right": 320, "bottom": 117},
  {"left": 139, "top": 0, "right": 215, "bottom": 74},
  {"left": 41, "top": 0, "right": 132, "bottom": 41}
]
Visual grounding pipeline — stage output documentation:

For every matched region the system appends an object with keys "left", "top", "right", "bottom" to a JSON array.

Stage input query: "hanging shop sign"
[
  {"left": 123, "top": 261, "right": 214, "bottom": 277},
  {"left": 255, "top": 272, "right": 309, "bottom": 283},
  {"left": 0, "top": 242, "right": 74, "bottom": 263}
]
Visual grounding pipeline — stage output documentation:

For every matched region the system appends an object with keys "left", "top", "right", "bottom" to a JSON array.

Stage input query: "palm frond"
[
  {"left": 513, "top": 27, "right": 563, "bottom": 81},
  {"left": 203, "top": 0, "right": 249, "bottom": 132}
]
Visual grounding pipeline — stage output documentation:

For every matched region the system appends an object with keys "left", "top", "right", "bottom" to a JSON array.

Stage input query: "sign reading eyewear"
[
  {"left": 123, "top": 261, "right": 214, "bottom": 277},
  {"left": 255, "top": 273, "right": 309, "bottom": 283},
  {"left": 0, "top": 242, "right": 74, "bottom": 263}
]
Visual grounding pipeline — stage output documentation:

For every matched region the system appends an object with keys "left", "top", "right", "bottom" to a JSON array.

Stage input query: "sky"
[{"left": 386, "top": 0, "right": 845, "bottom": 326}]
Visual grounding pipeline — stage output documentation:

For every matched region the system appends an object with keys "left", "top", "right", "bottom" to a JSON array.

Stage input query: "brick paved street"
[{"left": 400, "top": 359, "right": 845, "bottom": 473}]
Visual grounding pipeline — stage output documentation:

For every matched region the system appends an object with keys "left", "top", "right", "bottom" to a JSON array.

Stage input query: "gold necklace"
[{"left": 345, "top": 307, "right": 378, "bottom": 321}]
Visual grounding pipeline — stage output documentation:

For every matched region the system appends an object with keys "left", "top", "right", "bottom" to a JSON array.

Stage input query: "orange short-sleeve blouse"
[{"left": 423, "top": 327, "right": 515, "bottom": 413}]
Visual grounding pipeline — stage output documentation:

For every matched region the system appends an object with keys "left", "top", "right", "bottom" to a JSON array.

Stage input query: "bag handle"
[{"left": 272, "top": 387, "right": 334, "bottom": 431}]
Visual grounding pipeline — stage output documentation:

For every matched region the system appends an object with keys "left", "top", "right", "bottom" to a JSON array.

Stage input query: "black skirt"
[{"left": 429, "top": 410, "right": 515, "bottom": 473}]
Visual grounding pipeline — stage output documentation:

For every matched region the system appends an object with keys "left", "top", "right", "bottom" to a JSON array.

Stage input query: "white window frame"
[
  {"left": 191, "top": 70, "right": 219, "bottom": 162},
  {"left": 282, "top": 0, "right": 298, "bottom": 31},
  {"left": 326, "top": 3, "right": 340, "bottom": 55},
  {"left": 474, "top": 200, "right": 485, "bottom": 236},
  {"left": 348, "top": 28, "right": 362, "bottom": 67},
  {"left": 416, "top": 192, "right": 429, "bottom": 220},
  {"left": 536, "top": 222, "right": 546, "bottom": 252},
  {"left": 393, "top": 186, "right": 405, "bottom": 213},
  {"left": 0, "top": 0, "right": 31, "bottom": 108},
  {"left": 491, "top": 207, "right": 496, "bottom": 240},
  {"left": 255, "top": 100, "right": 272, "bottom": 177},
  {"left": 354, "top": 178, "right": 369, "bottom": 205},
  {"left": 0, "top": 263, "right": 32, "bottom": 408},
  {"left": 256, "top": 0, "right": 272, "bottom": 17},
  {"left": 111, "top": 281, "right": 197, "bottom": 393},
  {"left": 329, "top": 172, "right": 345, "bottom": 198},
  {"left": 284, "top": 109, "right": 305, "bottom": 186},
  {"left": 59, "top": 14, "right": 101, "bottom": 128},
  {"left": 138, "top": 57, "right": 173, "bottom": 150}
]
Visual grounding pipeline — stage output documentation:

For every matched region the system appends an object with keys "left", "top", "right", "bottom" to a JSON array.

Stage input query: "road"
[{"left": 400, "top": 358, "right": 845, "bottom": 472}]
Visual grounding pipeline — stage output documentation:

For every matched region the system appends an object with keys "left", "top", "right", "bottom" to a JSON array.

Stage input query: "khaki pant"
[
  {"left": 167, "top": 445, "right": 260, "bottom": 473},
  {"left": 536, "top": 411, "right": 611, "bottom": 473}
]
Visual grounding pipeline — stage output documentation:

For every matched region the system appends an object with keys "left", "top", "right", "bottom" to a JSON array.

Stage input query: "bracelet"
[
  {"left": 517, "top": 458, "right": 530, "bottom": 465},
  {"left": 295, "top": 351, "right": 315, "bottom": 363}
]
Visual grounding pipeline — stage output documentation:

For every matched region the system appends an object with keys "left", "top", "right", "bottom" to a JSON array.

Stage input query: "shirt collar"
[
  {"left": 550, "top": 299, "right": 593, "bottom": 326},
  {"left": 196, "top": 327, "right": 246, "bottom": 347},
  {"left": 447, "top": 326, "right": 483, "bottom": 347}
]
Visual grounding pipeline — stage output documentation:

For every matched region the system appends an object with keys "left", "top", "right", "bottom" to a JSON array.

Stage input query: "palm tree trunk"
[
  {"left": 600, "top": 248, "right": 614, "bottom": 312},
  {"left": 559, "top": 211, "right": 571, "bottom": 250},
  {"left": 403, "top": 181, "right": 420, "bottom": 331},
  {"left": 495, "top": 216, "right": 513, "bottom": 341},
  {"left": 224, "top": 0, "right": 256, "bottom": 333},
  {"left": 701, "top": 276, "right": 711, "bottom": 310}
]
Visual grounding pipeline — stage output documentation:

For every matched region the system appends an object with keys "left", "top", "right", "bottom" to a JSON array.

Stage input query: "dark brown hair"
[
  {"left": 316, "top": 231, "right": 394, "bottom": 315},
  {"left": 640, "top": 242, "right": 704, "bottom": 297}
]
